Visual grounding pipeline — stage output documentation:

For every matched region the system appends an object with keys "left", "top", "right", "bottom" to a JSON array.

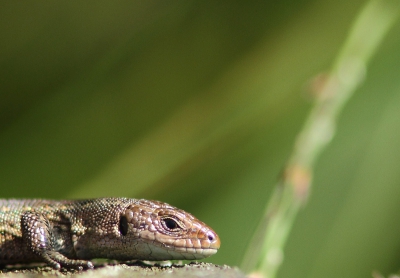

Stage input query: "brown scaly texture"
[{"left": 0, "top": 198, "right": 220, "bottom": 269}]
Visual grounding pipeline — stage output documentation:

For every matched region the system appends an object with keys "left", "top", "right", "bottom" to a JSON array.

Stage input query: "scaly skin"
[{"left": 0, "top": 198, "right": 220, "bottom": 269}]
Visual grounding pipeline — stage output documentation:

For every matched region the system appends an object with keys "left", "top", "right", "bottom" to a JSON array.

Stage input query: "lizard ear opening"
[{"left": 119, "top": 215, "right": 128, "bottom": 236}]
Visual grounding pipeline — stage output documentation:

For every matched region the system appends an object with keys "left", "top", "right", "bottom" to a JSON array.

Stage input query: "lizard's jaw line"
[{"left": 145, "top": 242, "right": 219, "bottom": 260}]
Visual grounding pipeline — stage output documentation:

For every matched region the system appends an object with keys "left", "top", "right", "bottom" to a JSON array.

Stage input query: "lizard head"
[{"left": 119, "top": 199, "right": 220, "bottom": 260}]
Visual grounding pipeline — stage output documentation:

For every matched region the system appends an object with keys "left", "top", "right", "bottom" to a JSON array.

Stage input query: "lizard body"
[{"left": 0, "top": 198, "right": 220, "bottom": 269}]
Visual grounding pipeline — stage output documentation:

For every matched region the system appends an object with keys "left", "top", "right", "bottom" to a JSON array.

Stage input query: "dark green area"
[{"left": 1, "top": 1, "right": 400, "bottom": 278}]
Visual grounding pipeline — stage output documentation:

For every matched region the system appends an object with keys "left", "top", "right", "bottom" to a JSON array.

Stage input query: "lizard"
[{"left": 0, "top": 198, "right": 220, "bottom": 270}]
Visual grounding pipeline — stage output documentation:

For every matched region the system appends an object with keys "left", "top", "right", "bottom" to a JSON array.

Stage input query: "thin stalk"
[{"left": 242, "top": 1, "right": 400, "bottom": 277}]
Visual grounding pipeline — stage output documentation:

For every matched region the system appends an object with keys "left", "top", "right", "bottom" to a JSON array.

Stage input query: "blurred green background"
[{"left": 1, "top": 1, "right": 400, "bottom": 277}]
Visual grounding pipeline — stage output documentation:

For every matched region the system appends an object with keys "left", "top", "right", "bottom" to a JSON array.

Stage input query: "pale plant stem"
[{"left": 242, "top": 1, "right": 400, "bottom": 277}]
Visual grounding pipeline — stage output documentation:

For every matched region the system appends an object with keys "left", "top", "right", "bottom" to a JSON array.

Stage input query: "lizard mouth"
[
  {"left": 171, "top": 246, "right": 219, "bottom": 259},
  {"left": 163, "top": 233, "right": 220, "bottom": 260},
  {"left": 139, "top": 236, "right": 220, "bottom": 261},
  {"left": 165, "top": 230, "right": 221, "bottom": 259},
  {"left": 145, "top": 244, "right": 219, "bottom": 260},
  {"left": 140, "top": 228, "right": 220, "bottom": 260}
]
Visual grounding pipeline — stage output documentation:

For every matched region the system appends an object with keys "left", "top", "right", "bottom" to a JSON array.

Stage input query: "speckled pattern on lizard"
[{"left": 0, "top": 198, "right": 220, "bottom": 270}]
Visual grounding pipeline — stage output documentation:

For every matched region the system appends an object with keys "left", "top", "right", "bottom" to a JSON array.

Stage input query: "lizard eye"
[{"left": 161, "top": 216, "right": 184, "bottom": 231}]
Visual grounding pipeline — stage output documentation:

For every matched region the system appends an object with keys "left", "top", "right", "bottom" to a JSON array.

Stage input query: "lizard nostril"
[{"left": 206, "top": 230, "right": 221, "bottom": 249}]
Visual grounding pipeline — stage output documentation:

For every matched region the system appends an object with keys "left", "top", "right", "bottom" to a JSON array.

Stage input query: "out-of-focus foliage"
[{"left": 1, "top": 1, "right": 400, "bottom": 278}]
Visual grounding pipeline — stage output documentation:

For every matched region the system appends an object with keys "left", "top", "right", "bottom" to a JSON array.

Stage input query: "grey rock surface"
[{"left": 0, "top": 262, "right": 246, "bottom": 278}]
